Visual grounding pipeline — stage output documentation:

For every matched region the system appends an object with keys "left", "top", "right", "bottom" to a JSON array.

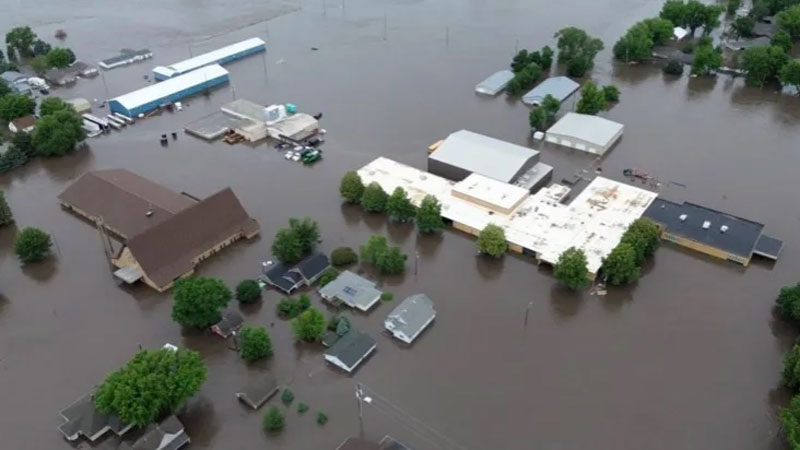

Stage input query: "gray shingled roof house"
[
  {"left": 236, "top": 375, "right": 279, "bottom": 410},
  {"left": 262, "top": 253, "right": 330, "bottom": 294},
  {"left": 118, "top": 415, "right": 189, "bottom": 450},
  {"left": 384, "top": 294, "right": 436, "bottom": 344},
  {"left": 318, "top": 270, "right": 382, "bottom": 312},
  {"left": 335, "top": 436, "right": 414, "bottom": 450},
  {"left": 211, "top": 310, "right": 243, "bottom": 338},
  {"left": 324, "top": 329, "right": 376, "bottom": 373},
  {"left": 58, "top": 392, "right": 133, "bottom": 442}
]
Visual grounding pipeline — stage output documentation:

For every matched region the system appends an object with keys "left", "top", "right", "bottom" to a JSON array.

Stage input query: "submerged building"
[
  {"left": 475, "top": 70, "right": 515, "bottom": 96},
  {"left": 427, "top": 129, "right": 553, "bottom": 193},
  {"left": 522, "top": 76, "right": 580, "bottom": 106},
  {"left": 545, "top": 112, "right": 624, "bottom": 156},
  {"left": 153, "top": 37, "right": 265, "bottom": 80},
  {"left": 110, "top": 64, "right": 229, "bottom": 117}
]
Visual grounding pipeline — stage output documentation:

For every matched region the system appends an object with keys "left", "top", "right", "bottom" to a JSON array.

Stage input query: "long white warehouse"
[
  {"left": 153, "top": 37, "right": 266, "bottom": 80},
  {"left": 110, "top": 64, "right": 229, "bottom": 117},
  {"left": 358, "top": 157, "right": 657, "bottom": 277}
]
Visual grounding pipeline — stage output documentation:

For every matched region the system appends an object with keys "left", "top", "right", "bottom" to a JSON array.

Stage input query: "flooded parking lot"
[{"left": 2, "top": 1, "right": 800, "bottom": 449}]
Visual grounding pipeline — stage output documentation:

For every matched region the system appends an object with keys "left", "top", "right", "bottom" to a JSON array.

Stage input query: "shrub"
[
  {"left": 281, "top": 388, "right": 295, "bottom": 405},
  {"left": 476, "top": 224, "right": 507, "bottom": 257},
  {"left": 276, "top": 295, "right": 312, "bottom": 319},
  {"left": 554, "top": 247, "right": 590, "bottom": 290},
  {"left": 777, "top": 284, "right": 800, "bottom": 321},
  {"left": 14, "top": 227, "right": 51, "bottom": 263},
  {"left": 331, "top": 247, "right": 358, "bottom": 266},
  {"left": 318, "top": 268, "right": 339, "bottom": 287},
  {"left": 602, "top": 85, "right": 620, "bottom": 102},
  {"left": 297, "top": 402, "right": 309, "bottom": 414},
  {"left": 235, "top": 279, "right": 261, "bottom": 304},
  {"left": 361, "top": 182, "right": 388, "bottom": 213},
  {"left": 381, "top": 292, "right": 394, "bottom": 301},
  {"left": 663, "top": 59, "right": 684, "bottom": 75},
  {"left": 263, "top": 406, "right": 285, "bottom": 432},
  {"left": 316, "top": 411, "right": 329, "bottom": 425},
  {"left": 240, "top": 326, "right": 273, "bottom": 361}
]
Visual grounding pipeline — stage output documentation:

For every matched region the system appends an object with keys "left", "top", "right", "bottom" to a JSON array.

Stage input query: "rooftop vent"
[
  {"left": 720, "top": 225, "right": 729, "bottom": 233},
  {"left": 702, "top": 220, "right": 711, "bottom": 229},
  {"left": 679, "top": 214, "right": 687, "bottom": 221}
]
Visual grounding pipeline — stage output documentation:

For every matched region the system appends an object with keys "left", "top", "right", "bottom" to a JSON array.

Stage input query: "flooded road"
[{"left": 2, "top": 1, "right": 800, "bottom": 449}]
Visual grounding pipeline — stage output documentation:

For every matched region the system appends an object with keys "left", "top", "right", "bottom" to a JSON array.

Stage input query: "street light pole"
[{"left": 356, "top": 383, "right": 364, "bottom": 437}]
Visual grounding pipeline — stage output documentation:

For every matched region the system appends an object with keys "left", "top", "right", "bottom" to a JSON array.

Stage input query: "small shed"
[
  {"left": 475, "top": 70, "right": 515, "bottom": 96},
  {"left": 211, "top": 310, "right": 243, "bottom": 338},
  {"left": 545, "top": 112, "right": 624, "bottom": 156},
  {"left": 9, "top": 115, "right": 36, "bottom": 134},
  {"left": 522, "top": 76, "right": 580, "bottom": 106},
  {"left": 673, "top": 26, "right": 689, "bottom": 40},
  {"left": 67, "top": 98, "right": 92, "bottom": 114},
  {"left": 384, "top": 294, "right": 436, "bottom": 344},
  {"left": 236, "top": 375, "right": 279, "bottom": 410},
  {"left": 324, "top": 329, "right": 376, "bottom": 373}
]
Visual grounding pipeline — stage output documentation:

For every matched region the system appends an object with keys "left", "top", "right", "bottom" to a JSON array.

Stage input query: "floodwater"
[{"left": 2, "top": 1, "right": 800, "bottom": 449}]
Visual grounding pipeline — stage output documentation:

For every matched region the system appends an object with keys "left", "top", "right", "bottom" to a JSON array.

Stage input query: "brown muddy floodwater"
[{"left": 2, "top": 1, "right": 800, "bottom": 449}]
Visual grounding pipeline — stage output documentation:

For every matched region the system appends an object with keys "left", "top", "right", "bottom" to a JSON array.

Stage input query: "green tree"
[
  {"left": 554, "top": 27, "right": 604, "bottom": 64},
  {"left": 331, "top": 247, "right": 358, "bottom": 266},
  {"left": 614, "top": 22, "right": 654, "bottom": 62},
  {"left": 376, "top": 246, "right": 407, "bottom": 274},
  {"left": 0, "top": 191, "right": 13, "bottom": 226},
  {"left": 772, "top": 30, "right": 793, "bottom": 52},
  {"left": 14, "top": 227, "right": 51, "bottom": 263},
  {"left": 316, "top": 411, "right": 329, "bottom": 425},
  {"left": 29, "top": 55, "right": 48, "bottom": 74},
  {"left": 602, "top": 243, "right": 640, "bottom": 285},
  {"left": 45, "top": 47, "right": 72, "bottom": 68},
  {"left": 235, "top": 279, "right": 261, "bottom": 304},
  {"left": 0, "top": 79, "right": 10, "bottom": 98},
  {"left": 298, "top": 402, "right": 310, "bottom": 414},
  {"left": 5, "top": 26, "right": 36, "bottom": 57},
  {"left": 95, "top": 348, "right": 206, "bottom": 427},
  {"left": 784, "top": 343, "right": 800, "bottom": 391},
  {"left": 727, "top": 0, "right": 742, "bottom": 15},
  {"left": 476, "top": 224, "right": 507, "bottom": 257},
  {"left": 32, "top": 39, "right": 51, "bottom": 56},
  {"left": 741, "top": 45, "right": 788, "bottom": 87},
  {"left": 361, "top": 235, "right": 388, "bottom": 265},
  {"left": 781, "top": 60, "right": 800, "bottom": 94},
  {"left": 691, "top": 43, "right": 723, "bottom": 76},
  {"left": 751, "top": 0, "right": 771, "bottom": 20},
  {"left": 263, "top": 406, "right": 285, "bottom": 432},
  {"left": 620, "top": 218, "right": 661, "bottom": 264},
  {"left": 288, "top": 217, "right": 319, "bottom": 254},
  {"left": 281, "top": 388, "right": 295, "bottom": 404},
  {"left": 171, "top": 277, "right": 231, "bottom": 328},
  {"left": 529, "top": 107, "right": 548, "bottom": 130},
  {"left": 0, "top": 94, "right": 35, "bottom": 121},
  {"left": 699, "top": 4, "right": 724, "bottom": 35},
  {"left": 778, "top": 5, "right": 800, "bottom": 38},
  {"left": 554, "top": 247, "right": 590, "bottom": 290},
  {"left": 508, "top": 63, "right": 542, "bottom": 95},
  {"left": 781, "top": 395, "right": 800, "bottom": 450},
  {"left": 644, "top": 17, "right": 675, "bottom": 44},
  {"left": 361, "top": 182, "right": 388, "bottom": 213},
  {"left": 291, "top": 307, "right": 326, "bottom": 342},
  {"left": 602, "top": 84, "right": 621, "bottom": 102},
  {"left": 340, "top": 171, "right": 365, "bottom": 203},
  {"left": 318, "top": 267, "right": 339, "bottom": 287},
  {"left": 539, "top": 46, "right": 554, "bottom": 70},
  {"left": 416, "top": 195, "right": 445, "bottom": 233},
  {"left": 511, "top": 49, "right": 530, "bottom": 73},
  {"left": 661, "top": 0, "right": 688, "bottom": 27},
  {"left": 0, "top": 146, "right": 27, "bottom": 173},
  {"left": 39, "top": 97, "right": 71, "bottom": 117},
  {"left": 11, "top": 132, "right": 34, "bottom": 159},
  {"left": 576, "top": 81, "right": 606, "bottom": 115},
  {"left": 386, "top": 187, "right": 416, "bottom": 222},
  {"left": 777, "top": 284, "right": 800, "bottom": 321},
  {"left": 541, "top": 94, "right": 561, "bottom": 116},
  {"left": 276, "top": 295, "right": 311, "bottom": 319},
  {"left": 240, "top": 326, "right": 273, "bottom": 361},
  {"left": 731, "top": 16, "right": 756, "bottom": 38},
  {"left": 32, "top": 109, "right": 84, "bottom": 157},
  {"left": 566, "top": 54, "right": 592, "bottom": 77},
  {"left": 272, "top": 227, "right": 302, "bottom": 263}
]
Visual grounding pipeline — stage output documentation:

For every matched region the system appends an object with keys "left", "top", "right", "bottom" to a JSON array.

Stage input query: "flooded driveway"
[{"left": 1, "top": 1, "right": 799, "bottom": 449}]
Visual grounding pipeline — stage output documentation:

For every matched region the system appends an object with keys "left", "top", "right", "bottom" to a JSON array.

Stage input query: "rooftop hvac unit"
[
  {"left": 679, "top": 214, "right": 688, "bottom": 221},
  {"left": 702, "top": 220, "right": 711, "bottom": 229},
  {"left": 720, "top": 225, "right": 729, "bottom": 233}
]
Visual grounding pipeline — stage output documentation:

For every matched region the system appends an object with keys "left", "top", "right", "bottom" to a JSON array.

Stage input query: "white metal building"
[
  {"left": 545, "top": 112, "right": 624, "bottom": 156},
  {"left": 153, "top": 38, "right": 265, "bottom": 80},
  {"left": 475, "top": 70, "right": 515, "bottom": 96}
]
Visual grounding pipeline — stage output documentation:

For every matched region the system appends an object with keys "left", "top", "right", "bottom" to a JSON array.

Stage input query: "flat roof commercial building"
[
  {"left": 643, "top": 198, "right": 783, "bottom": 265},
  {"left": 475, "top": 70, "right": 515, "bottom": 96},
  {"left": 359, "top": 157, "right": 657, "bottom": 277},
  {"left": 522, "top": 76, "right": 580, "bottom": 106},
  {"left": 428, "top": 129, "right": 553, "bottom": 192},
  {"left": 110, "top": 64, "right": 229, "bottom": 117},
  {"left": 112, "top": 187, "right": 260, "bottom": 291},
  {"left": 153, "top": 37, "right": 265, "bottom": 80},
  {"left": 385, "top": 294, "right": 436, "bottom": 344},
  {"left": 58, "top": 169, "right": 197, "bottom": 239},
  {"left": 545, "top": 112, "right": 624, "bottom": 156}
]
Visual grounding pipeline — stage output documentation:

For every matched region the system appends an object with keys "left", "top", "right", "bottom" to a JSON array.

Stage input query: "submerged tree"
[
  {"left": 476, "top": 224, "right": 507, "bottom": 257},
  {"left": 240, "top": 326, "right": 273, "bottom": 361},
  {"left": 777, "top": 283, "right": 800, "bottom": 321},
  {"left": 171, "top": 277, "right": 231, "bottom": 328},
  {"left": 340, "top": 171, "right": 365, "bottom": 203},
  {"left": 291, "top": 307, "right": 326, "bottom": 342},
  {"left": 575, "top": 81, "right": 606, "bottom": 115},
  {"left": 554, "top": 247, "right": 590, "bottom": 290},
  {"left": 416, "top": 195, "right": 445, "bottom": 233},
  {"left": 14, "top": 227, "right": 51, "bottom": 263},
  {"left": 601, "top": 243, "right": 640, "bottom": 285},
  {"left": 361, "top": 182, "right": 388, "bottom": 213},
  {"left": 0, "top": 191, "right": 13, "bottom": 226},
  {"left": 386, "top": 187, "right": 416, "bottom": 222}
]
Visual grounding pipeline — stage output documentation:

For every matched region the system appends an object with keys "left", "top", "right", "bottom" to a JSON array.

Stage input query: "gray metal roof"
[
  {"left": 522, "top": 76, "right": 580, "bottom": 105},
  {"left": 643, "top": 198, "right": 765, "bottom": 258},
  {"left": 58, "top": 392, "right": 131, "bottom": 442},
  {"left": 754, "top": 234, "right": 783, "bottom": 260},
  {"left": 546, "top": 112, "right": 623, "bottom": 148},
  {"left": 318, "top": 271, "right": 382, "bottom": 311},
  {"left": 0, "top": 71, "right": 25, "bottom": 83},
  {"left": 475, "top": 70, "right": 514, "bottom": 95},
  {"left": 429, "top": 130, "right": 539, "bottom": 183},
  {"left": 385, "top": 294, "right": 435, "bottom": 343},
  {"left": 325, "top": 330, "right": 376, "bottom": 370}
]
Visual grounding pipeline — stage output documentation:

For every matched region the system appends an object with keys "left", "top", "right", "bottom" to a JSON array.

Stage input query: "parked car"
[{"left": 284, "top": 151, "right": 294, "bottom": 160}]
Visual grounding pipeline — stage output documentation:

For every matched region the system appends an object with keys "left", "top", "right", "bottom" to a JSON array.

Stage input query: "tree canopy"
[
  {"left": 263, "top": 406, "right": 285, "bottom": 432},
  {"left": 361, "top": 235, "right": 389, "bottom": 265},
  {"left": 14, "top": 227, "right": 51, "bottom": 263},
  {"left": 416, "top": 194, "right": 445, "bottom": 233},
  {"left": 0, "top": 191, "right": 13, "bottom": 226},
  {"left": 361, "top": 182, "right": 388, "bottom": 213},
  {"left": 0, "top": 94, "right": 36, "bottom": 121},
  {"left": 613, "top": 22, "right": 654, "bottom": 62},
  {"left": 477, "top": 224, "right": 507, "bottom": 257},
  {"left": 620, "top": 218, "right": 661, "bottom": 264},
  {"left": 240, "top": 326, "right": 273, "bottom": 361},
  {"left": 643, "top": 17, "right": 675, "bottom": 44},
  {"left": 386, "top": 187, "right": 416, "bottom": 222},
  {"left": 291, "top": 307, "right": 326, "bottom": 342},
  {"left": 778, "top": 4, "right": 800, "bottom": 38},
  {"left": 772, "top": 30, "right": 793, "bottom": 52},
  {"left": 39, "top": 97, "right": 72, "bottom": 117},
  {"left": 554, "top": 247, "right": 590, "bottom": 290},
  {"left": 660, "top": 0, "right": 723, "bottom": 35},
  {"left": 331, "top": 247, "right": 358, "bottom": 266},
  {"left": 602, "top": 242, "right": 640, "bottom": 285},
  {"left": 531, "top": 94, "right": 561, "bottom": 129},
  {"left": 340, "top": 171, "right": 365, "bottom": 203},
  {"left": 781, "top": 395, "right": 800, "bottom": 450},
  {"left": 31, "top": 109, "right": 84, "bottom": 157},
  {"left": 235, "top": 279, "right": 262, "bottom": 304},
  {"left": 95, "top": 348, "right": 206, "bottom": 427},
  {"left": 731, "top": 16, "right": 756, "bottom": 39},
  {"left": 507, "top": 62, "right": 542, "bottom": 96},
  {"left": 376, "top": 246, "right": 407, "bottom": 274},
  {"left": 271, "top": 217, "right": 320, "bottom": 263},
  {"left": 781, "top": 60, "right": 800, "bottom": 93},
  {"left": 555, "top": 27, "right": 604, "bottom": 77},
  {"left": 576, "top": 81, "right": 607, "bottom": 115},
  {"left": 511, "top": 46, "right": 554, "bottom": 73},
  {"left": 46, "top": 47, "right": 72, "bottom": 68},
  {"left": 603, "top": 85, "right": 621, "bottom": 102},
  {"left": 5, "top": 26, "right": 37, "bottom": 58},
  {"left": 276, "top": 294, "right": 311, "bottom": 319},
  {"left": 690, "top": 42, "right": 723, "bottom": 76},
  {"left": 289, "top": 217, "right": 319, "bottom": 254},
  {"left": 777, "top": 283, "right": 800, "bottom": 321},
  {"left": 33, "top": 39, "right": 51, "bottom": 56},
  {"left": 171, "top": 277, "right": 231, "bottom": 328},
  {"left": 741, "top": 45, "right": 788, "bottom": 87}
]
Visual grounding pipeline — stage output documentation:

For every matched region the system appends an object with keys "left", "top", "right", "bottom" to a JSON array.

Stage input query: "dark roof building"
[
  {"left": 336, "top": 438, "right": 381, "bottom": 450},
  {"left": 236, "top": 375, "right": 279, "bottom": 410},
  {"left": 58, "top": 392, "right": 132, "bottom": 442},
  {"left": 118, "top": 415, "right": 189, "bottom": 450},
  {"left": 58, "top": 169, "right": 197, "bottom": 239},
  {"left": 112, "top": 187, "right": 260, "bottom": 291},
  {"left": 262, "top": 253, "right": 330, "bottom": 294},
  {"left": 643, "top": 198, "right": 783, "bottom": 265},
  {"left": 211, "top": 310, "right": 243, "bottom": 338},
  {"left": 324, "top": 329, "right": 376, "bottom": 373}
]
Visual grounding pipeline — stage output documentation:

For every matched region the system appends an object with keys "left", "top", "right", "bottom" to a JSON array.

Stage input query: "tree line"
[
  {"left": 5, "top": 26, "right": 76, "bottom": 74},
  {"left": 775, "top": 283, "right": 800, "bottom": 448}
]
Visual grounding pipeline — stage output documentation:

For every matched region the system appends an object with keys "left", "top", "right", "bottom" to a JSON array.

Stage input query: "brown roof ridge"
[{"left": 91, "top": 169, "right": 195, "bottom": 213}]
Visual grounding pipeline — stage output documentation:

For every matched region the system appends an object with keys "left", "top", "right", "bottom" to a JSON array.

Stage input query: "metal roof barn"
[
  {"left": 110, "top": 64, "right": 229, "bottom": 117},
  {"left": 475, "top": 70, "right": 515, "bottom": 96},
  {"left": 545, "top": 112, "right": 624, "bottom": 155},
  {"left": 522, "top": 76, "right": 580, "bottom": 106},
  {"left": 152, "top": 37, "right": 265, "bottom": 80}
]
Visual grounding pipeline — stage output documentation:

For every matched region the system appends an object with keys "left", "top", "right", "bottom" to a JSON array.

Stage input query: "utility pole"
[
  {"left": 414, "top": 250, "right": 419, "bottom": 277},
  {"left": 356, "top": 383, "right": 365, "bottom": 437}
]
